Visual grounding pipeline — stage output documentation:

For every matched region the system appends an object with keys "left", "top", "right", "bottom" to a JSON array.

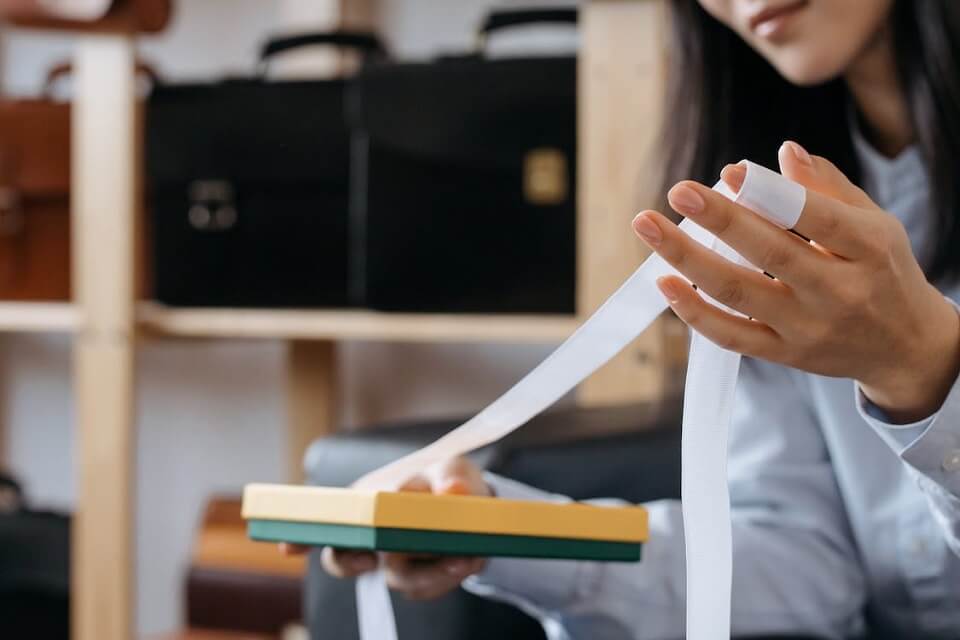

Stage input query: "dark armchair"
[{"left": 302, "top": 402, "right": 683, "bottom": 640}]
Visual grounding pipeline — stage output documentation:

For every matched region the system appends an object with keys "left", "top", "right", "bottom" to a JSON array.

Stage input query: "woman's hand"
[
  {"left": 632, "top": 141, "right": 960, "bottom": 424},
  {"left": 301, "top": 457, "right": 491, "bottom": 600}
]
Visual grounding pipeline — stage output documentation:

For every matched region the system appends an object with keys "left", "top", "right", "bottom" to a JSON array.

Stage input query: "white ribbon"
[
  {"left": 353, "top": 161, "right": 806, "bottom": 640},
  {"left": 356, "top": 571, "right": 398, "bottom": 640}
]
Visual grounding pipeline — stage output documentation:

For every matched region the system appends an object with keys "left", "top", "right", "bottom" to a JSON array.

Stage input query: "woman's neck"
[{"left": 844, "top": 23, "right": 914, "bottom": 158}]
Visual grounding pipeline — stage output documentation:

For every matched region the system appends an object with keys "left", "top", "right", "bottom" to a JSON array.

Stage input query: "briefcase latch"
[
  {"left": 524, "top": 148, "right": 568, "bottom": 206},
  {"left": 188, "top": 180, "right": 238, "bottom": 232},
  {"left": 0, "top": 187, "right": 24, "bottom": 238}
]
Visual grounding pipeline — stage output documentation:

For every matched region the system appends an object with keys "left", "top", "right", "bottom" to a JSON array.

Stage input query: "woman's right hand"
[{"left": 307, "top": 457, "right": 492, "bottom": 600}]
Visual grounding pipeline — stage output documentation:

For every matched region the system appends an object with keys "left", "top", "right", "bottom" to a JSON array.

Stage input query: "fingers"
[
  {"left": 383, "top": 553, "right": 485, "bottom": 601},
  {"left": 711, "top": 156, "right": 876, "bottom": 264},
  {"left": 321, "top": 546, "right": 378, "bottom": 578},
  {"left": 677, "top": 143, "right": 880, "bottom": 268},
  {"left": 398, "top": 473, "right": 431, "bottom": 494},
  {"left": 656, "top": 275, "right": 783, "bottom": 358},
  {"left": 426, "top": 457, "right": 491, "bottom": 497},
  {"left": 326, "top": 459, "right": 490, "bottom": 600},
  {"left": 778, "top": 141, "right": 873, "bottom": 207},
  {"left": 390, "top": 459, "right": 489, "bottom": 600},
  {"left": 279, "top": 542, "right": 309, "bottom": 556},
  {"left": 667, "top": 178, "right": 823, "bottom": 285},
  {"left": 322, "top": 546, "right": 483, "bottom": 600},
  {"left": 633, "top": 211, "right": 792, "bottom": 321},
  {"left": 775, "top": 142, "right": 882, "bottom": 258},
  {"left": 314, "top": 473, "right": 430, "bottom": 580}
]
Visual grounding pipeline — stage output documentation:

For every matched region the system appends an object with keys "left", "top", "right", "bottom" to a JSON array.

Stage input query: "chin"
[{"left": 768, "top": 51, "right": 848, "bottom": 87}]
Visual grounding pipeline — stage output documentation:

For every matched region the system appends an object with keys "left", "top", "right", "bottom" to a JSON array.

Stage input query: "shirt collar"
[{"left": 850, "top": 120, "right": 927, "bottom": 208}]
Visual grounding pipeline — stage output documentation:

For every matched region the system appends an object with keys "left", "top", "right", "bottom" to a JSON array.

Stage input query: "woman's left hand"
[{"left": 633, "top": 141, "right": 960, "bottom": 424}]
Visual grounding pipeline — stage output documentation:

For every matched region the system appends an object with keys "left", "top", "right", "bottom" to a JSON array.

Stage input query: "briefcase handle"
[
  {"left": 42, "top": 59, "right": 160, "bottom": 97},
  {"left": 259, "top": 31, "right": 387, "bottom": 67},
  {"left": 0, "top": 471, "right": 23, "bottom": 514},
  {"left": 478, "top": 8, "right": 579, "bottom": 42}
]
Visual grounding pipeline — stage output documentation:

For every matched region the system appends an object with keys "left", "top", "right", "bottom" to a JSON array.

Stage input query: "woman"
[{"left": 320, "top": 1, "right": 960, "bottom": 637}]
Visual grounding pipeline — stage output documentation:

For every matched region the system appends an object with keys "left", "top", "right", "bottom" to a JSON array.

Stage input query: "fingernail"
[
  {"left": 439, "top": 478, "right": 469, "bottom": 496},
  {"left": 668, "top": 184, "right": 705, "bottom": 216},
  {"left": 632, "top": 214, "right": 662, "bottom": 247},
  {"left": 657, "top": 277, "right": 681, "bottom": 304},
  {"left": 783, "top": 140, "right": 812, "bottom": 166},
  {"left": 446, "top": 560, "right": 469, "bottom": 575},
  {"left": 720, "top": 164, "right": 746, "bottom": 191}
]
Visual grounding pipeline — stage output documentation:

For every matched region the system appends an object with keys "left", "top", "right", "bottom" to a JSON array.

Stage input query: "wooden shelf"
[
  {"left": 0, "top": 302, "right": 78, "bottom": 334},
  {"left": 137, "top": 302, "right": 579, "bottom": 343},
  {"left": 0, "top": 301, "right": 580, "bottom": 343}
]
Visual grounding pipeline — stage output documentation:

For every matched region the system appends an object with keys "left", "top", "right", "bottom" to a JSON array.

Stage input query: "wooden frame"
[
  {"left": 578, "top": 0, "right": 670, "bottom": 407},
  {"left": 71, "top": 33, "right": 138, "bottom": 640}
]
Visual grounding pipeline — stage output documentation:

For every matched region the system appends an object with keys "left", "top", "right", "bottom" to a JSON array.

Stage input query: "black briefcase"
[
  {"left": 0, "top": 473, "right": 70, "bottom": 640},
  {"left": 147, "top": 32, "right": 386, "bottom": 308},
  {"left": 349, "top": 8, "right": 578, "bottom": 314}
]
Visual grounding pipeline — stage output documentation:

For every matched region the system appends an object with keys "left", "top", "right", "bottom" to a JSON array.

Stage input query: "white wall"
[
  {"left": 0, "top": 0, "right": 578, "bottom": 634},
  {"left": 382, "top": 0, "right": 578, "bottom": 59}
]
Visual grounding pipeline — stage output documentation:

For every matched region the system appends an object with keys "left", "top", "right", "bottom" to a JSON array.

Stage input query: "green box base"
[{"left": 249, "top": 519, "right": 641, "bottom": 562}]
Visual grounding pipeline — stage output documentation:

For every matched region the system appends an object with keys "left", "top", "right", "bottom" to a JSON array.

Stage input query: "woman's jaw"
[{"left": 697, "top": 0, "right": 895, "bottom": 86}]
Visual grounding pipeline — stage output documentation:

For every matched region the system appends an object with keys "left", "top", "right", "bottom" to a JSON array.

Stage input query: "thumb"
[
  {"left": 778, "top": 140, "right": 874, "bottom": 208},
  {"left": 428, "top": 457, "right": 489, "bottom": 497},
  {"left": 398, "top": 473, "right": 432, "bottom": 494}
]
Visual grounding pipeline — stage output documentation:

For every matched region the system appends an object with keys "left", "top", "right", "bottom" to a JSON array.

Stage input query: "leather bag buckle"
[
  {"left": 0, "top": 187, "right": 25, "bottom": 237},
  {"left": 187, "top": 179, "right": 237, "bottom": 232}
]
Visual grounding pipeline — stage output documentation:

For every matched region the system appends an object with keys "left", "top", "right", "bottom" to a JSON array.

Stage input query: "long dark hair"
[{"left": 663, "top": 1, "right": 960, "bottom": 283}]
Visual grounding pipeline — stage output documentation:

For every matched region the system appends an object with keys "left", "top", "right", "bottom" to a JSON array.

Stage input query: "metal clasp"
[
  {"left": 524, "top": 147, "right": 568, "bottom": 206},
  {"left": 187, "top": 179, "right": 238, "bottom": 232},
  {"left": 0, "top": 187, "right": 24, "bottom": 237}
]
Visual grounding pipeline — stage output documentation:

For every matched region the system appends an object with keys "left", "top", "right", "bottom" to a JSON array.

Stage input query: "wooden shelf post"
[
  {"left": 71, "top": 34, "right": 139, "bottom": 640},
  {"left": 281, "top": 0, "right": 377, "bottom": 483},
  {"left": 285, "top": 341, "right": 339, "bottom": 483},
  {"left": 578, "top": 0, "right": 672, "bottom": 407}
]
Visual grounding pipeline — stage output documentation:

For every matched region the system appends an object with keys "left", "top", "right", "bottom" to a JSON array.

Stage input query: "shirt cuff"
[
  {"left": 856, "top": 386, "right": 936, "bottom": 450},
  {"left": 856, "top": 381, "right": 960, "bottom": 493},
  {"left": 463, "top": 472, "right": 598, "bottom": 610}
]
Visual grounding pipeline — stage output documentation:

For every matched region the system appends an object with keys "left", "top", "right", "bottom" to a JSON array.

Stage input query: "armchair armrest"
[
  {"left": 304, "top": 401, "right": 682, "bottom": 502},
  {"left": 303, "top": 402, "right": 681, "bottom": 640}
]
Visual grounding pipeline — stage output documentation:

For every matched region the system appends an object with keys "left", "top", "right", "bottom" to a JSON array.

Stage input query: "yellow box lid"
[{"left": 242, "top": 484, "right": 648, "bottom": 543}]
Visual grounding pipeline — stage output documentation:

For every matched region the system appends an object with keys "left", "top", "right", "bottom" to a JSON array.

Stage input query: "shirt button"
[{"left": 943, "top": 450, "right": 960, "bottom": 473}]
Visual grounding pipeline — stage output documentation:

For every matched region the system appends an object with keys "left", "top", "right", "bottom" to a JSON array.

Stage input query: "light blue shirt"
[{"left": 463, "top": 136, "right": 960, "bottom": 639}]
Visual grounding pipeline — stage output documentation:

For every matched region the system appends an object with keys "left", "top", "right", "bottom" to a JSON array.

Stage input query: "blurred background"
[{"left": 0, "top": 0, "right": 678, "bottom": 638}]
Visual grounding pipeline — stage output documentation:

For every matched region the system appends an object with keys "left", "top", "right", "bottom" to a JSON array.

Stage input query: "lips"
[{"left": 748, "top": 0, "right": 809, "bottom": 36}]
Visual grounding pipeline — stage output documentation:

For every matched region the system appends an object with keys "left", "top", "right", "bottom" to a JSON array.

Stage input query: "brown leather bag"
[
  {"left": 1, "top": 0, "right": 170, "bottom": 33},
  {"left": 186, "top": 497, "right": 304, "bottom": 637},
  {"left": 0, "top": 83, "right": 71, "bottom": 301},
  {"left": 0, "top": 60, "right": 157, "bottom": 301}
]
